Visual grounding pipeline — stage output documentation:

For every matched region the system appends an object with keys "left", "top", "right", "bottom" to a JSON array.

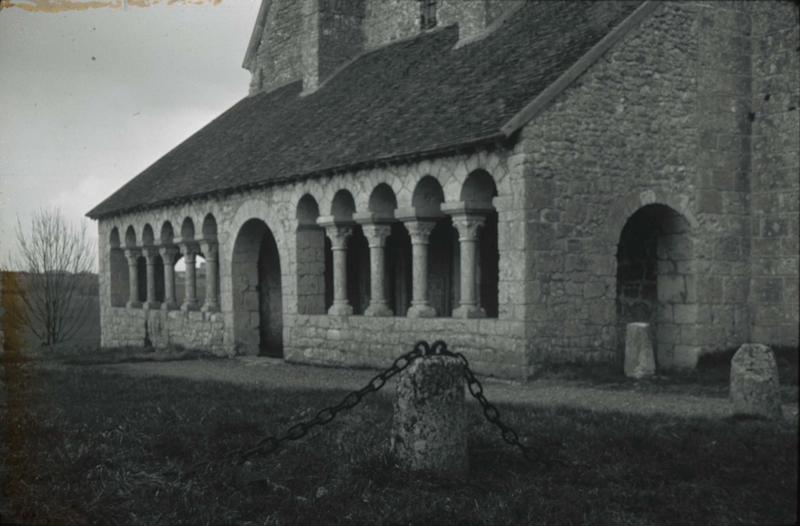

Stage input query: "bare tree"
[{"left": 4, "top": 208, "right": 96, "bottom": 347}]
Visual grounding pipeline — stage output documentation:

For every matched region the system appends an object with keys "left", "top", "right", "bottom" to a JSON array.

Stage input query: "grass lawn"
[
  {"left": 1, "top": 354, "right": 797, "bottom": 526},
  {"left": 535, "top": 346, "right": 799, "bottom": 402}
]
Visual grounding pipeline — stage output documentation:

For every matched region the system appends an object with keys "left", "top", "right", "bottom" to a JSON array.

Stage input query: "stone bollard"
[
  {"left": 730, "top": 343, "right": 782, "bottom": 420},
  {"left": 390, "top": 355, "right": 468, "bottom": 474},
  {"left": 624, "top": 322, "right": 656, "bottom": 379}
]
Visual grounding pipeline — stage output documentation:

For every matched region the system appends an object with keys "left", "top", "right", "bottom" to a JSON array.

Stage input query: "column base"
[
  {"left": 201, "top": 303, "right": 220, "bottom": 313},
  {"left": 181, "top": 301, "right": 199, "bottom": 312},
  {"left": 143, "top": 301, "right": 160, "bottom": 310},
  {"left": 452, "top": 304, "right": 485, "bottom": 319},
  {"left": 328, "top": 303, "right": 353, "bottom": 316},
  {"left": 365, "top": 303, "right": 393, "bottom": 317},
  {"left": 126, "top": 301, "right": 142, "bottom": 309},
  {"left": 407, "top": 304, "right": 436, "bottom": 318},
  {"left": 161, "top": 302, "right": 179, "bottom": 311}
]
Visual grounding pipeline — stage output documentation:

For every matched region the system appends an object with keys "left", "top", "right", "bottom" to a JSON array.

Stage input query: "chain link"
[{"left": 183, "top": 340, "right": 539, "bottom": 476}]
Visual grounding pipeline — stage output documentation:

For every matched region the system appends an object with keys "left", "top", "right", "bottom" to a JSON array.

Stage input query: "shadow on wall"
[{"left": 0, "top": 271, "right": 100, "bottom": 351}]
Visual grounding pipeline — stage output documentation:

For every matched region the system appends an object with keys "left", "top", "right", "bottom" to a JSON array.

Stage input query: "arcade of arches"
[
  {"left": 99, "top": 163, "right": 720, "bottom": 377},
  {"left": 104, "top": 170, "right": 502, "bottom": 360}
]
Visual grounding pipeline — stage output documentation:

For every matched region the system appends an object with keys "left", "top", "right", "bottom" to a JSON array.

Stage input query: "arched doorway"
[
  {"left": 616, "top": 204, "right": 693, "bottom": 367},
  {"left": 232, "top": 219, "right": 283, "bottom": 357}
]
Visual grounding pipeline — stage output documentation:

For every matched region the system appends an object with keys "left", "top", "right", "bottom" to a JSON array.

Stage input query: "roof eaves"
[
  {"left": 499, "top": 0, "right": 658, "bottom": 137},
  {"left": 86, "top": 132, "right": 506, "bottom": 221}
]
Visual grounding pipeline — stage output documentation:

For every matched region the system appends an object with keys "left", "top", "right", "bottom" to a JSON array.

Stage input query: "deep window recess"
[{"left": 420, "top": 0, "right": 437, "bottom": 30}]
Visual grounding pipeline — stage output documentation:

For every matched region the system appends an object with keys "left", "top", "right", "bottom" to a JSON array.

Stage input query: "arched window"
[
  {"left": 108, "top": 227, "right": 128, "bottom": 307},
  {"left": 296, "top": 195, "right": 328, "bottom": 314},
  {"left": 460, "top": 170, "right": 499, "bottom": 318},
  {"left": 411, "top": 176, "right": 456, "bottom": 317},
  {"left": 616, "top": 204, "right": 694, "bottom": 367},
  {"left": 420, "top": 0, "right": 437, "bottom": 30},
  {"left": 368, "top": 184, "right": 410, "bottom": 316}
]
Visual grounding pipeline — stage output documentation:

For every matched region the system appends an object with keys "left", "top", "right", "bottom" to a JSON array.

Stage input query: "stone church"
[{"left": 88, "top": 0, "right": 799, "bottom": 378}]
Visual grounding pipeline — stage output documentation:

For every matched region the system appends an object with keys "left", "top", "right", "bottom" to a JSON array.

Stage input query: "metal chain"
[
  {"left": 183, "top": 340, "right": 539, "bottom": 476},
  {"left": 426, "top": 340, "right": 543, "bottom": 465}
]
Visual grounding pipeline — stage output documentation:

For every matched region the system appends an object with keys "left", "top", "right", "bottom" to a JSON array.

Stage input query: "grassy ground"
[
  {"left": 2, "top": 354, "right": 796, "bottom": 526},
  {"left": 535, "top": 346, "right": 799, "bottom": 402}
]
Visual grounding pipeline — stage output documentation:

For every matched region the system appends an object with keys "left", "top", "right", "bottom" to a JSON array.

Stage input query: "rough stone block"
[
  {"left": 730, "top": 343, "right": 782, "bottom": 419},
  {"left": 624, "top": 322, "right": 656, "bottom": 379},
  {"left": 390, "top": 355, "right": 467, "bottom": 474}
]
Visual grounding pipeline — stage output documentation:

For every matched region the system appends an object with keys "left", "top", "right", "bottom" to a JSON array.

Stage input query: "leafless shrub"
[{"left": 3, "top": 208, "right": 96, "bottom": 346}]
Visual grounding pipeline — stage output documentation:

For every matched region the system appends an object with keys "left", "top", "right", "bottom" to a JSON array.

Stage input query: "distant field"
[{"left": 1, "top": 271, "right": 100, "bottom": 350}]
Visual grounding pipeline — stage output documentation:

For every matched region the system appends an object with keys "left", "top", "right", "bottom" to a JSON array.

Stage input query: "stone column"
[
  {"left": 450, "top": 214, "right": 486, "bottom": 319},
  {"left": 200, "top": 240, "right": 219, "bottom": 312},
  {"left": 180, "top": 242, "right": 199, "bottom": 311},
  {"left": 318, "top": 219, "right": 353, "bottom": 316},
  {"left": 124, "top": 248, "right": 142, "bottom": 308},
  {"left": 159, "top": 246, "right": 180, "bottom": 310},
  {"left": 142, "top": 248, "right": 159, "bottom": 309},
  {"left": 360, "top": 223, "right": 393, "bottom": 317},
  {"left": 404, "top": 220, "right": 437, "bottom": 318}
]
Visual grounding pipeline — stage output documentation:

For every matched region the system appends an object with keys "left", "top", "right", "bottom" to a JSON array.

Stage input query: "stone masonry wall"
[
  {"left": 362, "top": 0, "right": 519, "bottom": 50},
  {"left": 363, "top": 0, "right": 419, "bottom": 50},
  {"left": 287, "top": 315, "right": 528, "bottom": 379},
  {"left": 252, "top": 0, "right": 304, "bottom": 93},
  {"left": 519, "top": 1, "right": 790, "bottom": 368},
  {"left": 749, "top": 1, "right": 800, "bottom": 347},
  {"left": 97, "top": 146, "right": 530, "bottom": 378}
]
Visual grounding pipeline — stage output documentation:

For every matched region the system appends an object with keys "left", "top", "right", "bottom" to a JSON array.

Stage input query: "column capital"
[
  {"left": 158, "top": 246, "right": 180, "bottom": 263},
  {"left": 179, "top": 241, "right": 199, "bottom": 258},
  {"left": 449, "top": 214, "right": 485, "bottom": 241},
  {"left": 141, "top": 247, "right": 159, "bottom": 261},
  {"left": 394, "top": 207, "right": 442, "bottom": 223},
  {"left": 440, "top": 200, "right": 494, "bottom": 217},
  {"left": 199, "top": 239, "right": 219, "bottom": 260},
  {"left": 124, "top": 248, "right": 141, "bottom": 260},
  {"left": 360, "top": 223, "right": 393, "bottom": 248},
  {"left": 403, "top": 220, "right": 436, "bottom": 245},
  {"left": 317, "top": 219, "right": 353, "bottom": 250}
]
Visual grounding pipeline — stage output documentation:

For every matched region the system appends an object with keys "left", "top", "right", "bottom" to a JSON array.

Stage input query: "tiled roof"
[{"left": 88, "top": 0, "right": 642, "bottom": 219}]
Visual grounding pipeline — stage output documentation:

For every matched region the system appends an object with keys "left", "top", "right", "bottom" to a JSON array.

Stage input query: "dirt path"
[{"left": 96, "top": 357, "right": 798, "bottom": 421}]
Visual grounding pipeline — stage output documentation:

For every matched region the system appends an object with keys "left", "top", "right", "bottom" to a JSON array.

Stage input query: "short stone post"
[
  {"left": 390, "top": 355, "right": 467, "bottom": 474},
  {"left": 624, "top": 322, "right": 656, "bottom": 379},
  {"left": 730, "top": 343, "right": 782, "bottom": 420}
]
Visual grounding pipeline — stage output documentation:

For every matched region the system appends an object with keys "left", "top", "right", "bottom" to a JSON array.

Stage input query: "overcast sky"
[{"left": 0, "top": 0, "right": 262, "bottom": 269}]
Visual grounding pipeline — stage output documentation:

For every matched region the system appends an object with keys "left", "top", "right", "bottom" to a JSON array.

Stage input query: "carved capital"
[
  {"left": 361, "top": 224, "right": 392, "bottom": 248},
  {"left": 324, "top": 226, "right": 352, "bottom": 250},
  {"left": 158, "top": 246, "right": 180, "bottom": 265},
  {"left": 179, "top": 242, "right": 199, "bottom": 260},
  {"left": 141, "top": 247, "right": 159, "bottom": 263},
  {"left": 403, "top": 220, "right": 436, "bottom": 245},
  {"left": 199, "top": 240, "right": 219, "bottom": 260},
  {"left": 450, "top": 215, "right": 485, "bottom": 241},
  {"left": 124, "top": 248, "right": 141, "bottom": 262}
]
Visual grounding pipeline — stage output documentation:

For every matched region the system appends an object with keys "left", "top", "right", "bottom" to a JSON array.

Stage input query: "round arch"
[
  {"left": 616, "top": 203, "right": 695, "bottom": 369},
  {"left": 231, "top": 218, "right": 284, "bottom": 357}
]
